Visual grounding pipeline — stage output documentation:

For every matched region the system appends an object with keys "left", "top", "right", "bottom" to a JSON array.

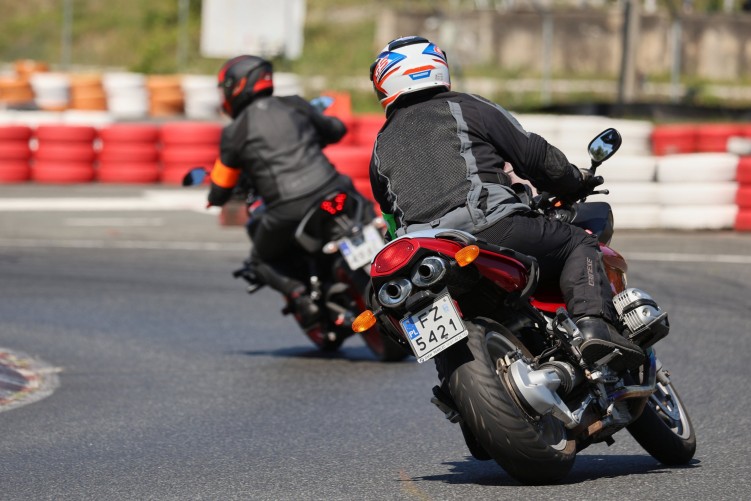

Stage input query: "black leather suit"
[
  {"left": 208, "top": 94, "right": 352, "bottom": 296},
  {"left": 369, "top": 89, "right": 617, "bottom": 323}
]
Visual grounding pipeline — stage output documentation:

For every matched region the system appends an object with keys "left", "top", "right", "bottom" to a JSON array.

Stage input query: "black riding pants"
[
  {"left": 474, "top": 211, "right": 617, "bottom": 322},
  {"left": 248, "top": 175, "right": 357, "bottom": 296}
]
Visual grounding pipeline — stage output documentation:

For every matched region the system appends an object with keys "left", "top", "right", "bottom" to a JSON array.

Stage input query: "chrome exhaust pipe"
[
  {"left": 377, "top": 278, "right": 413, "bottom": 308},
  {"left": 410, "top": 256, "right": 447, "bottom": 287}
]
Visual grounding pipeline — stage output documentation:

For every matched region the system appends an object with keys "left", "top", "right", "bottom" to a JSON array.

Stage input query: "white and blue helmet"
[{"left": 369, "top": 36, "right": 451, "bottom": 113}]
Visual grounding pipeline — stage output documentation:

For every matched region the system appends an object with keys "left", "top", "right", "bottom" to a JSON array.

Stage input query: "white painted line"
[
  {"left": 0, "top": 198, "right": 164, "bottom": 211},
  {"left": 0, "top": 238, "right": 247, "bottom": 252},
  {"left": 0, "top": 236, "right": 748, "bottom": 264},
  {"left": 625, "top": 252, "right": 751, "bottom": 265},
  {"left": 0, "top": 191, "right": 218, "bottom": 213},
  {"left": 64, "top": 217, "right": 165, "bottom": 227}
]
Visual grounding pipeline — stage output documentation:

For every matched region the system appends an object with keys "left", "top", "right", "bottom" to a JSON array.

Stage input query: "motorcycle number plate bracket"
[
  {"left": 400, "top": 294, "right": 468, "bottom": 363},
  {"left": 339, "top": 224, "right": 383, "bottom": 271}
]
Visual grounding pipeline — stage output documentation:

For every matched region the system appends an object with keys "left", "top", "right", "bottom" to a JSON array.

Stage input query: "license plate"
[
  {"left": 400, "top": 294, "right": 468, "bottom": 363},
  {"left": 339, "top": 224, "right": 384, "bottom": 271}
]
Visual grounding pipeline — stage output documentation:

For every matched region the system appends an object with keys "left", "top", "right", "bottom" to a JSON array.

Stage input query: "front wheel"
[
  {"left": 627, "top": 374, "right": 696, "bottom": 465},
  {"left": 436, "top": 318, "right": 576, "bottom": 484}
]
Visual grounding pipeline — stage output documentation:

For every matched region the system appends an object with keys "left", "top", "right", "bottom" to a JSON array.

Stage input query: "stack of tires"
[
  {"left": 734, "top": 125, "right": 751, "bottom": 231},
  {"left": 651, "top": 123, "right": 748, "bottom": 155},
  {"left": 32, "top": 125, "right": 97, "bottom": 183},
  {"left": 97, "top": 124, "right": 161, "bottom": 183},
  {"left": 352, "top": 114, "right": 384, "bottom": 149},
  {"left": 651, "top": 124, "right": 698, "bottom": 155},
  {"left": 324, "top": 144, "right": 373, "bottom": 202},
  {"left": 181, "top": 75, "right": 221, "bottom": 119},
  {"left": 654, "top": 153, "right": 739, "bottom": 230},
  {"left": 585, "top": 151, "right": 661, "bottom": 230},
  {"left": 68, "top": 74, "right": 108, "bottom": 111},
  {"left": 321, "top": 113, "right": 384, "bottom": 205},
  {"left": 102, "top": 72, "right": 149, "bottom": 120},
  {"left": 29, "top": 73, "right": 70, "bottom": 111},
  {"left": 147, "top": 76, "right": 184, "bottom": 117},
  {"left": 651, "top": 122, "right": 748, "bottom": 229},
  {"left": 0, "top": 125, "right": 33, "bottom": 182},
  {"left": 0, "top": 77, "right": 34, "bottom": 108},
  {"left": 159, "top": 122, "right": 222, "bottom": 184}
]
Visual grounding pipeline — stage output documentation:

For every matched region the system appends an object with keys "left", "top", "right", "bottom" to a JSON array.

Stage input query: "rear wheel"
[
  {"left": 627, "top": 374, "right": 696, "bottom": 465},
  {"left": 436, "top": 318, "right": 576, "bottom": 484},
  {"left": 291, "top": 303, "right": 344, "bottom": 353},
  {"left": 360, "top": 325, "right": 411, "bottom": 362}
]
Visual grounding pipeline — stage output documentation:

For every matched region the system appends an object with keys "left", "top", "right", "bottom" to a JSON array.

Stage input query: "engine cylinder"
[{"left": 613, "top": 288, "right": 670, "bottom": 348}]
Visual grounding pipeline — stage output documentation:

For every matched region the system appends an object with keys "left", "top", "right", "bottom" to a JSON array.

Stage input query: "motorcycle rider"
[
  {"left": 207, "top": 55, "right": 353, "bottom": 327},
  {"left": 368, "top": 36, "right": 644, "bottom": 372}
]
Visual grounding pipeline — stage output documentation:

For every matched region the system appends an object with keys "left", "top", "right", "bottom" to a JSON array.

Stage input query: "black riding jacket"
[
  {"left": 208, "top": 95, "right": 347, "bottom": 208},
  {"left": 369, "top": 89, "right": 583, "bottom": 236}
]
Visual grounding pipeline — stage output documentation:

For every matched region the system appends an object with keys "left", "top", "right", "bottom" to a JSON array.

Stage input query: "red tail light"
[
  {"left": 320, "top": 192, "right": 347, "bottom": 215},
  {"left": 372, "top": 239, "right": 418, "bottom": 276}
]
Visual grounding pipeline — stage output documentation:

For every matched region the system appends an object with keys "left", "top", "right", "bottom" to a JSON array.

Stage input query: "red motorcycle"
[
  {"left": 353, "top": 128, "right": 696, "bottom": 484},
  {"left": 184, "top": 168, "right": 410, "bottom": 362}
]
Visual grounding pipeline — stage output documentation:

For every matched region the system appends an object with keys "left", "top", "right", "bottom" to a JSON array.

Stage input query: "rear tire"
[
  {"left": 302, "top": 324, "right": 344, "bottom": 352},
  {"left": 360, "top": 327, "right": 411, "bottom": 362},
  {"left": 627, "top": 376, "right": 696, "bottom": 465},
  {"left": 436, "top": 318, "right": 576, "bottom": 484}
]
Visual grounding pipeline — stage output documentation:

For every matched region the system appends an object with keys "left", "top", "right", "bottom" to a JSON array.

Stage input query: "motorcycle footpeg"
[
  {"left": 233, "top": 266, "right": 264, "bottom": 293},
  {"left": 430, "top": 385, "right": 462, "bottom": 424}
]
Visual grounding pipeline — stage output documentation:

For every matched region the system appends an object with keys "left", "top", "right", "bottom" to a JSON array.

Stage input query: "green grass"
[{"left": 2, "top": 0, "right": 749, "bottom": 113}]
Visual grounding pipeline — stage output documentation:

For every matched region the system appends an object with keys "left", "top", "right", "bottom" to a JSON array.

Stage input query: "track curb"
[{"left": 0, "top": 348, "right": 60, "bottom": 413}]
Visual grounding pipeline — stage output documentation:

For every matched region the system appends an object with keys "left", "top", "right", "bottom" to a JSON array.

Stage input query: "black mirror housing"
[
  {"left": 588, "top": 128, "right": 622, "bottom": 165},
  {"left": 182, "top": 167, "right": 209, "bottom": 186}
]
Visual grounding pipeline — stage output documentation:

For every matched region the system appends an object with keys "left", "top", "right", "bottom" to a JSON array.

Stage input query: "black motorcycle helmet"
[{"left": 217, "top": 55, "right": 274, "bottom": 118}]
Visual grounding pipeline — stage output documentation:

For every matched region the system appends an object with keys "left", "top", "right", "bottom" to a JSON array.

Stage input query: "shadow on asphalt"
[
  {"left": 410, "top": 455, "right": 702, "bottom": 486},
  {"left": 235, "top": 345, "right": 415, "bottom": 363}
]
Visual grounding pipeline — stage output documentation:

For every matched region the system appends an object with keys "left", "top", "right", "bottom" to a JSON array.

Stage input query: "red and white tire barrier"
[
  {"left": 32, "top": 125, "right": 97, "bottom": 183},
  {"left": 102, "top": 73, "right": 149, "bottom": 120},
  {"left": 734, "top": 157, "right": 751, "bottom": 231},
  {"left": 0, "top": 110, "right": 750, "bottom": 232},
  {"left": 0, "top": 125, "right": 33, "bottom": 182},
  {"left": 158, "top": 122, "right": 222, "bottom": 184},
  {"left": 97, "top": 124, "right": 161, "bottom": 184},
  {"left": 181, "top": 75, "right": 222, "bottom": 120}
]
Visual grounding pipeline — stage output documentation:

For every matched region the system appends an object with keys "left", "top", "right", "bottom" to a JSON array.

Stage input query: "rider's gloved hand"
[{"left": 565, "top": 168, "right": 604, "bottom": 203}]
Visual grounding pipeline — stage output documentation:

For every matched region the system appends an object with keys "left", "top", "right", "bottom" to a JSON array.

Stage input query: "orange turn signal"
[
  {"left": 454, "top": 245, "right": 480, "bottom": 267},
  {"left": 352, "top": 310, "right": 377, "bottom": 333}
]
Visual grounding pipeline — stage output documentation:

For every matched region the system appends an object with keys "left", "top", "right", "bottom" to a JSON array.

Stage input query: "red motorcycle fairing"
[
  {"left": 371, "top": 234, "right": 531, "bottom": 297},
  {"left": 371, "top": 237, "right": 463, "bottom": 277},
  {"left": 530, "top": 242, "right": 629, "bottom": 314},
  {"left": 470, "top": 247, "right": 530, "bottom": 296},
  {"left": 601, "top": 243, "right": 628, "bottom": 294}
]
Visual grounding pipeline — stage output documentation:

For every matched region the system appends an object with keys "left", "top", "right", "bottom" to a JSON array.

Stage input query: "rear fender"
[{"left": 294, "top": 190, "right": 370, "bottom": 253}]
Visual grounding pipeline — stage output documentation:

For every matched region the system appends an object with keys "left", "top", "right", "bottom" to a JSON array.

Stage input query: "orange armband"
[{"left": 210, "top": 159, "right": 241, "bottom": 188}]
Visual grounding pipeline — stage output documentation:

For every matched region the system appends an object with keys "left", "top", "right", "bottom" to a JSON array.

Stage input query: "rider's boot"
[
  {"left": 288, "top": 287, "right": 319, "bottom": 328},
  {"left": 576, "top": 316, "right": 644, "bottom": 372}
]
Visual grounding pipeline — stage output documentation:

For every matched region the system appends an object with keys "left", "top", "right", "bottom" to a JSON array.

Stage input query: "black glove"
[
  {"left": 566, "top": 168, "right": 604, "bottom": 202},
  {"left": 207, "top": 183, "right": 233, "bottom": 207}
]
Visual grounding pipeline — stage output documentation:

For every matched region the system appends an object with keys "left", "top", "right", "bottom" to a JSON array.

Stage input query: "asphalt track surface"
[{"left": 1, "top": 185, "right": 750, "bottom": 500}]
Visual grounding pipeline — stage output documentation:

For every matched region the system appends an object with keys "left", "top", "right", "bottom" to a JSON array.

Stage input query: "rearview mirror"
[
  {"left": 182, "top": 167, "right": 208, "bottom": 186},
  {"left": 588, "top": 128, "right": 622, "bottom": 164},
  {"left": 310, "top": 96, "right": 334, "bottom": 113}
]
